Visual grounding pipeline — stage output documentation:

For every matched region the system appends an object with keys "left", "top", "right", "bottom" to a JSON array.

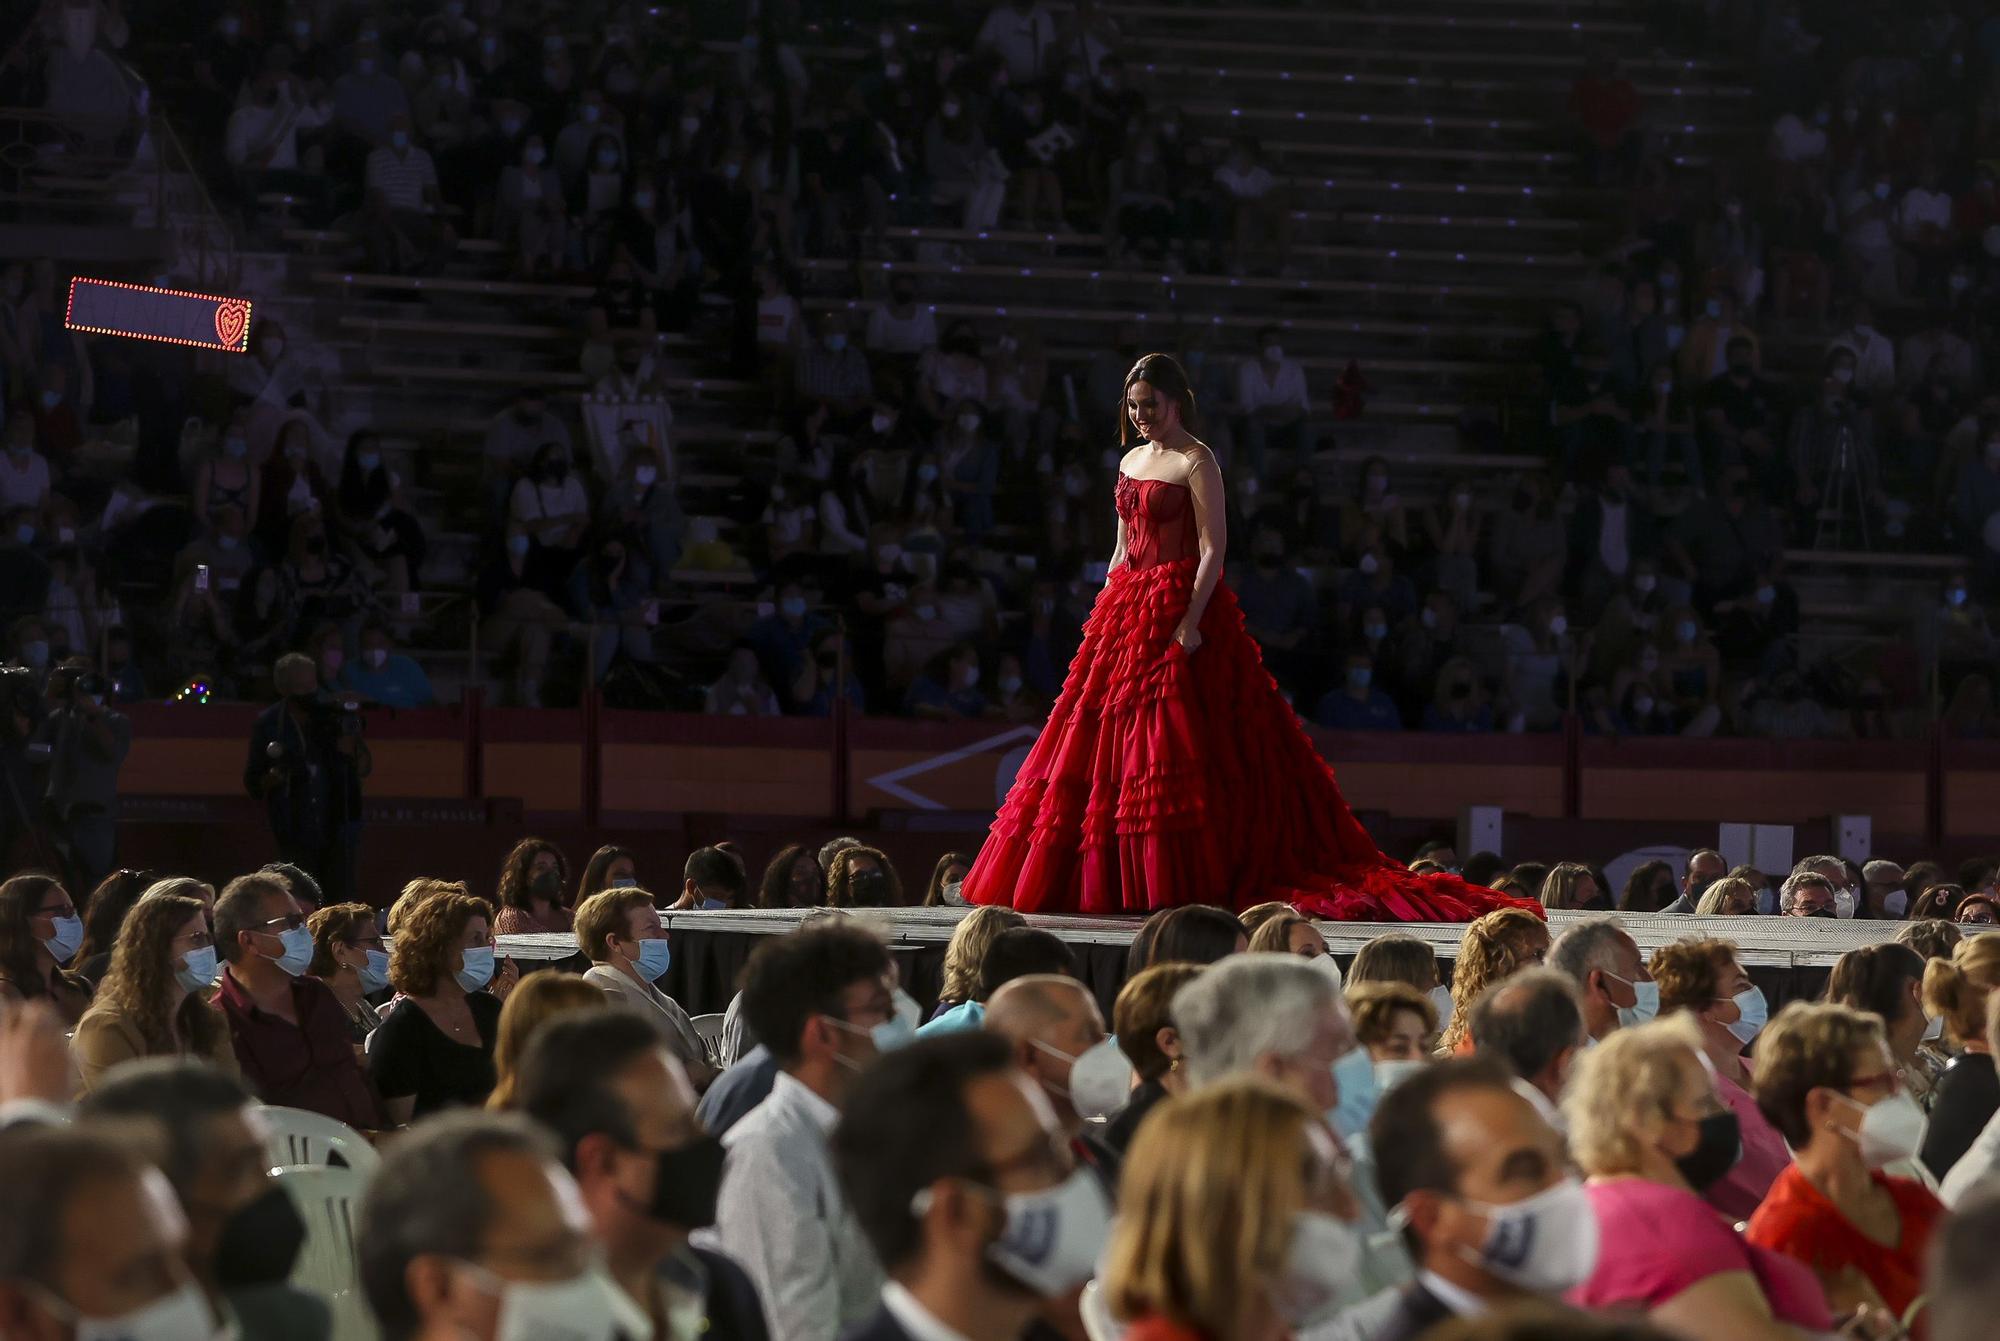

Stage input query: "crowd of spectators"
[{"left": 5, "top": 833, "right": 2000, "bottom": 1340}]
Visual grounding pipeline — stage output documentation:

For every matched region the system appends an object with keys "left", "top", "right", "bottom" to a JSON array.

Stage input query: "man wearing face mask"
[
  {"left": 677, "top": 845, "right": 747, "bottom": 912},
  {"left": 519, "top": 1011, "right": 769, "bottom": 1341},
  {"left": 0, "top": 1126, "right": 217, "bottom": 1341},
  {"left": 982, "top": 975, "right": 1124, "bottom": 1178},
  {"left": 359, "top": 1111, "right": 647, "bottom": 1341},
  {"left": 1781, "top": 870, "right": 1838, "bottom": 918},
  {"left": 244, "top": 653, "right": 370, "bottom": 905},
  {"left": 576, "top": 889, "right": 717, "bottom": 1092},
  {"left": 81, "top": 1060, "right": 328, "bottom": 1341},
  {"left": 1548, "top": 917, "right": 1657, "bottom": 1043},
  {"left": 1861, "top": 859, "right": 1910, "bottom": 919},
  {"left": 212, "top": 872, "right": 383, "bottom": 1130},
  {"left": 795, "top": 313, "right": 875, "bottom": 430},
  {"left": 1793, "top": 854, "right": 1861, "bottom": 920},
  {"left": 339, "top": 624, "right": 436, "bottom": 708},
  {"left": 1235, "top": 324, "right": 1311, "bottom": 476},
  {"left": 833, "top": 1032, "right": 1112, "bottom": 1341},
  {"left": 1367, "top": 1058, "right": 1599, "bottom": 1341},
  {"left": 1315, "top": 651, "right": 1403, "bottom": 732},
  {"left": 1465, "top": 969, "right": 1586, "bottom": 1131},
  {"left": 709, "top": 922, "right": 906, "bottom": 1341}
]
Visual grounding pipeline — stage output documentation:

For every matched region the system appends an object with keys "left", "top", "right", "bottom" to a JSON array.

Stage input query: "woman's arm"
[
  {"left": 1175, "top": 449, "right": 1228, "bottom": 650},
  {"left": 1647, "top": 1269, "right": 1804, "bottom": 1341},
  {"left": 1108, "top": 511, "right": 1128, "bottom": 572}
]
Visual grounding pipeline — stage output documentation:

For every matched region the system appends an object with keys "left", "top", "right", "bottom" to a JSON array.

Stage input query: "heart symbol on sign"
[{"left": 213, "top": 300, "right": 249, "bottom": 350}]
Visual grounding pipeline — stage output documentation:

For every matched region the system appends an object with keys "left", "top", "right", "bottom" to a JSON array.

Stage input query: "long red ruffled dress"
[{"left": 962, "top": 471, "right": 1545, "bottom": 922}]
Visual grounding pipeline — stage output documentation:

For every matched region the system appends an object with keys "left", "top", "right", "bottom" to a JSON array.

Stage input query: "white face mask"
[
  {"left": 1060, "top": 1036, "right": 1134, "bottom": 1122},
  {"left": 1429, "top": 984, "right": 1455, "bottom": 1030},
  {"left": 458, "top": 1262, "right": 646, "bottom": 1341},
  {"left": 1833, "top": 887, "right": 1858, "bottom": 920},
  {"left": 1270, "top": 1211, "right": 1363, "bottom": 1328},
  {"left": 32, "top": 1278, "right": 217, "bottom": 1341},
  {"left": 1832, "top": 1089, "right": 1928, "bottom": 1169},
  {"left": 1375, "top": 1057, "right": 1428, "bottom": 1093},
  {"left": 1924, "top": 1012, "right": 1944, "bottom": 1041},
  {"left": 1451, "top": 1176, "right": 1601, "bottom": 1293},
  {"left": 979, "top": 1168, "right": 1113, "bottom": 1297}
]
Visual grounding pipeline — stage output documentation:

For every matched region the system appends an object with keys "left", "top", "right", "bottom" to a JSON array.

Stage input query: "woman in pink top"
[
  {"left": 1563, "top": 1015, "right": 1835, "bottom": 1339},
  {"left": 1649, "top": 936, "right": 1790, "bottom": 1220},
  {"left": 491, "top": 836, "right": 576, "bottom": 936}
]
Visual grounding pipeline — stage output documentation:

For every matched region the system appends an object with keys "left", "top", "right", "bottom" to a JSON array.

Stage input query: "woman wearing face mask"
[
  {"left": 938, "top": 400, "right": 999, "bottom": 537},
  {"left": 576, "top": 843, "right": 640, "bottom": 906},
  {"left": 579, "top": 130, "right": 626, "bottom": 219},
  {"left": 369, "top": 885, "right": 503, "bottom": 1120},
  {"left": 0, "top": 871, "right": 93, "bottom": 1023},
  {"left": 1918, "top": 936, "right": 2000, "bottom": 1179},
  {"left": 306, "top": 901, "right": 389, "bottom": 1047},
  {"left": 493, "top": 837, "right": 574, "bottom": 934},
  {"left": 1648, "top": 938, "right": 1789, "bottom": 1220},
  {"left": 1656, "top": 606, "right": 1722, "bottom": 736},
  {"left": 1346, "top": 981, "right": 1438, "bottom": 1095},
  {"left": 757, "top": 843, "right": 826, "bottom": 910},
  {"left": 1827, "top": 943, "right": 1941, "bottom": 1117},
  {"left": 256, "top": 419, "right": 334, "bottom": 555},
  {"left": 1747, "top": 1003, "right": 1943, "bottom": 1329},
  {"left": 510, "top": 442, "right": 590, "bottom": 594},
  {"left": 1565, "top": 1016, "right": 1837, "bottom": 1336},
  {"left": 337, "top": 429, "right": 425, "bottom": 591},
  {"left": 1438, "top": 909, "right": 1550, "bottom": 1054},
  {"left": 190, "top": 417, "right": 262, "bottom": 536},
  {"left": 497, "top": 133, "right": 568, "bottom": 276},
  {"left": 1104, "top": 1078, "right": 1364, "bottom": 1341},
  {"left": 72, "top": 888, "right": 235, "bottom": 1092},
  {"left": 826, "top": 846, "right": 903, "bottom": 908}
]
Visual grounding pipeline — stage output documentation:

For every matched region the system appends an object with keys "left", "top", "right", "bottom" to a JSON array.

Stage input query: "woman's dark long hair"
[
  {"left": 1119, "top": 352, "right": 1201, "bottom": 446},
  {"left": 76, "top": 868, "right": 158, "bottom": 967},
  {"left": 576, "top": 844, "right": 635, "bottom": 908},
  {"left": 0, "top": 872, "right": 63, "bottom": 999}
]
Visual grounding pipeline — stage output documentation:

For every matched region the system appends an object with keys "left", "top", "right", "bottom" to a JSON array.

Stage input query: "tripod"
[{"left": 1813, "top": 421, "right": 1872, "bottom": 551}]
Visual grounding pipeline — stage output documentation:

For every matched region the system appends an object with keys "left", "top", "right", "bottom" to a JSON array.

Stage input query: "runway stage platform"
[{"left": 497, "top": 907, "right": 1921, "bottom": 1018}]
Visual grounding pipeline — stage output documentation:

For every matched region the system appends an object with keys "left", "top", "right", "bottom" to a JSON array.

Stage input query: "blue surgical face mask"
[
  {"left": 633, "top": 938, "right": 672, "bottom": 981},
  {"left": 40, "top": 913, "right": 83, "bottom": 963},
  {"left": 455, "top": 945, "right": 497, "bottom": 992},
  {"left": 1606, "top": 973, "right": 1660, "bottom": 1028},
  {"left": 1722, "top": 985, "right": 1768, "bottom": 1044},
  {"left": 359, "top": 946, "right": 390, "bottom": 992},
  {"left": 177, "top": 944, "right": 220, "bottom": 992},
  {"left": 609, "top": 875, "right": 639, "bottom": 888},
  {"left": 265, "top": 923, "right": 315, "bottom": 976},
  {"left": 1329, "top": 1045, "right": 1380, "bottom": 1140}
]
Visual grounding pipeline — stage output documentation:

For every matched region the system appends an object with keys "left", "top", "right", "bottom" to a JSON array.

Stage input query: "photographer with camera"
[
  {"left": 36, "top": 656, "right": 131, "bottom": 893},
  {"left": 243, "top": 651, "right": 371, "bottom": 904}
]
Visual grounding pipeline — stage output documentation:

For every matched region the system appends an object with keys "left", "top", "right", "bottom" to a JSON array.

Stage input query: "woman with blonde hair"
[
  {"left": 929, "top": 905, "right": 1025, "bottom": 1021},
  {"left": 1246, "top": 911, "right": 1335, "bottom": 971},
  {"left": 485, "top": 970, "right": 610, "bottom": 1110},
  {"left": 1438, "top": 908, "right": 1550, "bottom": 1054},
  {"left": 1918, "top": 934, "right": 2000, "bottom": 1179},
  {"left": 1566, "top": 1016, "right": 1835, "bottom": 1337},
  {"left": 1537, "top": 862, "right": 1601, "bottom": 912},
  {"left": 369, "top": 885, "right": 503, "bottom": 1122},
  {"left": 71, "top": 887, "right": 235, "bottom": 1092},
  {"left": 1103, "top": 1077, "right": 1361, "bottom": 1341},
  {"left": 1693, "top": 876, "right": 1758, "bottom": 916}
]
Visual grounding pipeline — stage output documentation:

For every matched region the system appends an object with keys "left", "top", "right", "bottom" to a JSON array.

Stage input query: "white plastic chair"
[
  {"left": 274, "top": 1163, "right": 376, "bottom": 1341},
  {"left": 690, "top": 1013, "right": 728, "bottom": 1066},
  {"left": 1080, "top": 1279, "right": 1122, "bottom": 1341},
  {"left": 261, "top": 1106, "right": 381, "bottom": 1179}
]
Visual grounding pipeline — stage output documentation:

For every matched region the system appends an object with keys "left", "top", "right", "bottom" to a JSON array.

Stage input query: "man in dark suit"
[
  {"left": 1368, "top": 1057, "right": 1598, "bottom": 1341},
  {"left": 830, "top": 1032, "right": 1111, "bottom": 1341},
  {"left": 517, "top": 1010, "right": 768, "bottom": 1341}
]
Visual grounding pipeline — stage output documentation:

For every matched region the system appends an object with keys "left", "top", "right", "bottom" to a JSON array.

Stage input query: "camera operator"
[
  {"left": 0, "top": 662, "right": 46, "bottom": 871},
  {"left": 243, "top": 651, "right": 371, "bottom": 904},
  {"left": 36, "top": 656, "right": 131, "bottom": 893}
]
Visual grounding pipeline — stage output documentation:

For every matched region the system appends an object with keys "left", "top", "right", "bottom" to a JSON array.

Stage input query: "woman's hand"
[{"left": 1175, "top": 624, "right": 1203, "bottom": 654}]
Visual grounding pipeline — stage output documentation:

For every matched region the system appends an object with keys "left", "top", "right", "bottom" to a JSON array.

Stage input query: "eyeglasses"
[
  {"left": 1844, "top": 1069, "right": 1904, "bottom": 1096},
  {"left": 256, "top": 914, "right": 307, "bottom": 932}
]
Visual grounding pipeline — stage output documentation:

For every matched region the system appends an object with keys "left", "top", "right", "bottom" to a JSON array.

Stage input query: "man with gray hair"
[
  {"left": 1546, "top": 916, "right": 1654, "bottom": 1043},
  {"left": 357, "top": 1110, "right": 644, "bottom": 1341},
  {"left": 1793, "top": 854, "right": 1856, "bottom": 918},
  {"left": 1861, "top": 858, "right": 1909, "bottom": 919},
  {"left": 1465, "top": 968, "right": 1587, "bottom": 1132},
  {"left": 1779, "top": 869, "right": 1837, "bottom": 917},
  {"left": 1172, "top": 953, "right": 1400, "bottom": 1319}
]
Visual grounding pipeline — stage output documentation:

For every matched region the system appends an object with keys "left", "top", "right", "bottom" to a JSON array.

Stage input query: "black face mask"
[
  {"left": 531, "top": 869, "right": 562, "bottom": 899},
  {"left": 1805, "top": 907, "right": 1836, "bottom": 918},
  {"left": 634, "top": 1134, "right": 728, "bottom": 1229},
  {"left": 214, "top": 1184, "right": 306, "bottom": 1290},
  {"left": 303, "top": 536, "right": 326, "bottom": 557},
  {"left": 848, "top": 870, "right": 889, "bottom": 904},
  {"left": 1673, "top": 1110, "right": 1741, "bottom": 1192}
]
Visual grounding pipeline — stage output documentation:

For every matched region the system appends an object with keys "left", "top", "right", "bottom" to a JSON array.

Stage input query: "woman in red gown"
[{"left": 963, "top": 353, "right": 1542, "bottom": 922}]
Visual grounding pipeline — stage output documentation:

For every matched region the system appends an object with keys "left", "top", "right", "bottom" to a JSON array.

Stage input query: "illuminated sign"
[{"left": 64, "top": 277, "right": 254, "bottom": 352}]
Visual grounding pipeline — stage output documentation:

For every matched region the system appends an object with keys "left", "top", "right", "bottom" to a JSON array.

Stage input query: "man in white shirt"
[
  {"left": 831, "top": 1031, "right": 1110, "bottom": 1341},
  {"left": 1898, "top": 166, "right": 1955, "bottom": 247},
  {"left": 975, "top": 0, "right": 1058, "bottom": 83},
  {"left": 1768, "top": 105, "right": 1828, "bottom": 165},
  {"left": 226, "top": 72, "right": 331, "bottom": 175},
  {"left": 1235, "top": 324, "right": 1312, "bottom": 476},
  {"left": 1364, "top": 1058, "right": 1594, "bottom": 1341},
  {"left": 362, "top": 115, "right": 452, "bottom": 273},
  {"left": 1831, "top": 303, "right": 1897, "bottom": 397},
  {"left": 710, "top": 921, "right": 909, "bottom": 1341}
]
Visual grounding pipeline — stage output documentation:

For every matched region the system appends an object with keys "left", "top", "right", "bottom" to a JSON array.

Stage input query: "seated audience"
[
  {"left": 1549, "top": 917, "right": 1656, "bottom": 1044},
  {"left": 1565, "top": 1016, "right": 1834, "bottom": 1336},
  {"left": 1648, "top": 937, "right": 1786, "bottom": 1220},
  {"left": 1921, "top": 935, "right": 2000, "bottom": 1180},
  {"left": 516, "top": 1010, "right": 769, "bottom": 1341},
  {"left": 1136, "top": 904, "right": 1249, "bottom": 971},
  {"left": 711, "top": 922, "right": 903, "bottom": 1341},
  {"left": 306, "top": 901, "right": 389, "bottom": 1044},
  {"left": 921, "top": 925, "right": 1073, "bottom": 1036},
  {"left": 575, "top": 886, "right": 716, "bottom": 1088},
  {"left": 983, "top": 973, "right": 1115, "bottom": 1146},
  {"left": 924, "top": 904, "right": 1026, "bottom": 1022},
  {"left": 677, "top": 846, "right": 750, "bottom": 911},
  {"left": 575, "top": 844, "right": 640, "bottom": 906},
  {"left": 1439, "top": 910, "right": 1551, "bottom": 1054},
  {"left": 492, "top": 837, "right": 574, "bottom": 935},
  {"left": 1247, "top": 910, "right": 1337, "bottom": 972},
  {"left": 1826, "top": 942, "right": 1939, "bottom": 1113},
  {"left": 213, "top": 871, "right": 382, "bottom": 1129},
  {"left": 832, "top": 1032, "right": 1107, "bottom": 1341},
  {"left": 825, "top": 845, "right": 903, "bottom": 908},
  {"left": 1103, "top": 962, "right": 1204, "bottom": 1158},
  {"left": 1348, "top": 981, "right": 1439, "bottom": 1087},
  {"left": 72, "top": 887, "right": 234, "bottom": 1090},
  {"left": 1466, "top": 968, "right": 1586, "bottom": 1132},
  {"left": 0, "top": 871, "right": 92, "bottom": 1024},
  {"left": 921, "top": 851, "right": 975, "bottom": 908},
  {"left": 369, "top": 885, "right": 502, "bottom": 1121},
  {"left": 484, "top": 970, "right": 607, "bottom": 1111},
  {"left": 1746, "top": 1002, "right": 1942, "bottom": 1327},
  {"left": 1934, "top": 1188, "right": 2000, "bottom": 1341}
]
